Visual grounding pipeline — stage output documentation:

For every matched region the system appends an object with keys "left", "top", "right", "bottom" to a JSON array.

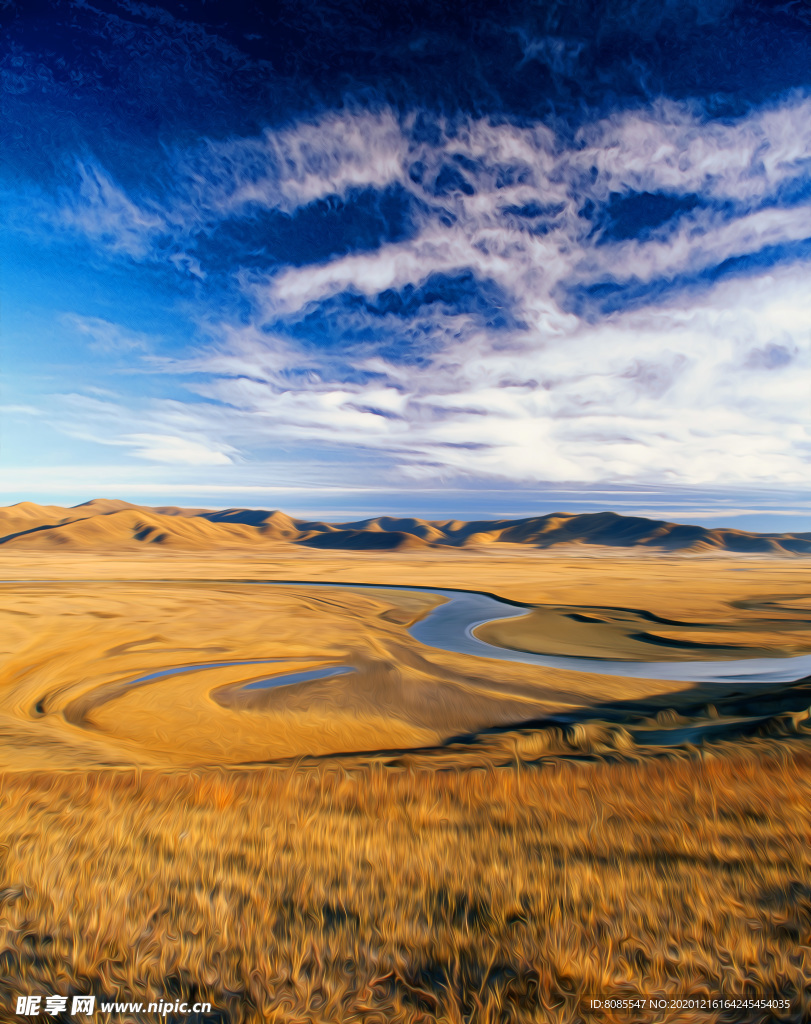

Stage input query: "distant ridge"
[{"left": 0, "top": 500, "right": 808, "bottom": 555}]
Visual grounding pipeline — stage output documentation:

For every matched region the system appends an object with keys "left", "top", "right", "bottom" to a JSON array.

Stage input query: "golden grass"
[
  {"left": 0, "top": 738, "right": 809, "bottom": 1023},
  {"left": 2, "top": 550, "right": 810, "bottom": 1021}
]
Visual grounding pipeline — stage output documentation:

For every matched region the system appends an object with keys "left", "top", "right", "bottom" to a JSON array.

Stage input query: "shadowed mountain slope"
[{"left": 0, "top": 501, "right": 809, "bottom": 554}]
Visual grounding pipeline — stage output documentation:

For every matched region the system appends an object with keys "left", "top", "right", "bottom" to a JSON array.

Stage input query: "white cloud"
[
  {"left": 37, "top": 392, "right": 240, "bottom": 468},
  {"left": 574, "top": 96, "right": 811, "bottom": 202},
  {"left": 178, "top": 264, "right": 811, "bottom": 487},
  {"left": 576, "top": 203, "right": 811, "bottom": 286},
  {"left": 61, "top": 313, "right": 152, "bottom": 353},
  {"left": 174, "top": 108, "right": 408, "bottom": 221},
  {"left": 0, "top": 404, "right": 41, "bottom": 415},
  {"left": 123, "top": 433, "right": 234, "bottom": 466},
  {"left": 57, "top": 163, "right": 166, "bottom": 258}
]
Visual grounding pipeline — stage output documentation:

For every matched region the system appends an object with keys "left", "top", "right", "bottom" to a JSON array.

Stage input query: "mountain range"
[{"left": 0, "top": 499, "right": 808, "bottom": 554}]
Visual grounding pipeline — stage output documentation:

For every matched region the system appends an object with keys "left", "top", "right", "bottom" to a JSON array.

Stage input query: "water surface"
[{"left": 255, "top": 580, "right": 811, "bottom": 685}]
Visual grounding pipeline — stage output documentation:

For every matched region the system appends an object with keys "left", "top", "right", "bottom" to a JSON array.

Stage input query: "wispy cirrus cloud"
[
  {"left": 61, "top": 313, "right": 153, "bottom": 353},
  {"left": 56, "top": 163, "right": 167, "bottom": 259},
  {"left": 11, "top": 90, "right": 811, "bottom": 493},
  {"left": 123, "top": 433, "right": 235, "bottom": 466},
  {"left": 40, "top": 95, "right": 811, "bottom": 279},
  {"left": 47, "top": 392, "right": 239, "bottom": 468}
]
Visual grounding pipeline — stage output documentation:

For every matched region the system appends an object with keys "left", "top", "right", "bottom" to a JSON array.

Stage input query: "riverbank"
[{"left": 1, "top": 549, "right": 809, "bottom": 770}]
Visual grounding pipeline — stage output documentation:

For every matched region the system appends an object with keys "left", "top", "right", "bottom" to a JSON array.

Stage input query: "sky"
[{"left": 2, "top": 0, "right": 810, "bottom": 528}]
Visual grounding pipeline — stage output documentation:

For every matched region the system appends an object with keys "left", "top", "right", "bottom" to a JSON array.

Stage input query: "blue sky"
[{"left": 2, "top": 0, "right": 811, "bottom": 527}]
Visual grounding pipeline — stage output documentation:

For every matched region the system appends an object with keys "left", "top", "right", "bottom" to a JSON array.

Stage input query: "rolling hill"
[{"left": 0, "top": 499, "right": 808, "bottom": 554}]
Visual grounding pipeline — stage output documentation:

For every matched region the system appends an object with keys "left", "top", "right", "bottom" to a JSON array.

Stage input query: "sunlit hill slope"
[{"left": 0, "top": 499, "right": 809, "bottom": 553}]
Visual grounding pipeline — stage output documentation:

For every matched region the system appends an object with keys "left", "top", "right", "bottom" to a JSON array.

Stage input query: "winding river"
[
  {"left": 241, "top": 581, "right": 811, "bottom": 687},
  {"left": 34, "top": 577, "right": 807, "bottom": 692},
  {"left": 405, "top": 586, "right": 811, "bottom": 684}
]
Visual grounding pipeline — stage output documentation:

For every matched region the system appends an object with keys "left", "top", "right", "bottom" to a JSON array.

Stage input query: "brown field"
[{"left": 1, "top": 536, "right": 810, "bottom": 1021}]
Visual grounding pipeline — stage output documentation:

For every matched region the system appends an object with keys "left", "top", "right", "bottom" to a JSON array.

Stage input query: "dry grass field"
[
  {"left": 1, "top": 735, "right": 810, "bottom": 1023},
  {"left": 1, "top": 536, "right": 810, "bottom": 1021}
]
